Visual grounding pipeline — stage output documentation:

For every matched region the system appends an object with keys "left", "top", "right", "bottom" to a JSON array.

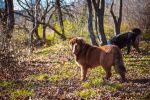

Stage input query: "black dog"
[{"left": 110, "top": 28, "right": 141, "bottom": 54}]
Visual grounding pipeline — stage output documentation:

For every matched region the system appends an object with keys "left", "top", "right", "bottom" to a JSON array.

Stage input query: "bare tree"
[
  {"left": 2, "top": 0, "right": 14, "bottom": 37},
  {"left": 39, "top": 0, "right": 55, "bottom": 43},
  {"left": 93, "top": 0, "right": 107, "bottom": 45},
  {"left": 56, "top": 0, "right": 66, "bottom": 40},
  {"left": 110, "top": 0, "right": 123, "bottom": 35},
  {"left": 17, "top": 0, "right": 41, "bottom": 42},
  {"left": 87, "top": 0, "right": 98, "bottom": 46},
  {"left": 0, "top": 0, "right": 14, "bottom": 50},
  {"left": 0, "top": 0, "right": 19, "bottom": 79},
  {"left": 40, "top": 0, "right": 51, "bottom": 43},
  {"left": 29, "top": 0, "right": 41, "bottom": 53},
  {"left": 16, "top": 0, "right": 67, "bottom": 45}
]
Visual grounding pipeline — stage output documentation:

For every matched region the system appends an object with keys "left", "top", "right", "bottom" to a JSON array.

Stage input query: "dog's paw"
[
  {"left": 102, "top": 77, "right": 111, "bottom": 82},
  {"left": 80, "top": 77, "right": 86, "bottom": 81},
  {"left": 120, "top": 78, "right": 127, "bottom": 83}
]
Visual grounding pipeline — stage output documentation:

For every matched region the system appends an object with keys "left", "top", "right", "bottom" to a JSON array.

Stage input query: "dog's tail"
[{"left": 114, "top": 47, "right": 127, "bottom": 81}]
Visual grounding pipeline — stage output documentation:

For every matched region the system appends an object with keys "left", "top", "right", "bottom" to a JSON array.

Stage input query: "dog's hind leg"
[
  {"left": 120, "top": 71, "right": 126, "bottom": 82},
  {"left": 80, "top": 66, "right": 88, "bottom": 81},
  {"left": 114, "top": 65, "right": 126, "bottom": 82},
  {"left": 102, "top": 66, "right": 112, "bottom": 80},
  {"left": 114, "top": 49, "right": 127, "bottom": 82}
]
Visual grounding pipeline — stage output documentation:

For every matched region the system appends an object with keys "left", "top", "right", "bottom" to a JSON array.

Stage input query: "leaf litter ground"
[{"left": 0, "top": 41, "right": 150, "bottom": 99}]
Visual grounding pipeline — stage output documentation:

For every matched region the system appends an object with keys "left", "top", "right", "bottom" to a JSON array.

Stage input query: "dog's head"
[
  {"left": 69, "top": 37, "right": 85, "bottom": 55},
  {"left": 132, "top": 28, "right": 142, "bottom": 35}
]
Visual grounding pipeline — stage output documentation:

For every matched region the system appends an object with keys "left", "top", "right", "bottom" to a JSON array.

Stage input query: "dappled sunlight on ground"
[{"left": 0, "top": 41, "right": 150, "bottom": 99}]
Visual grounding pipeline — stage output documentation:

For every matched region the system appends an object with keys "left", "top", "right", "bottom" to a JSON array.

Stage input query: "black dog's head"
[
  {"left": 132, "top": 28, "right": 142, "bottom": 35},
  {"left": 131, "top": 28, "right": 141, "bottom": 53}
]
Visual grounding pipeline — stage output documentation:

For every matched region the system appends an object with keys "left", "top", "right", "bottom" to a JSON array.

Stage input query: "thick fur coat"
[
  {"left": 110, "top": 28, "right": 141, "bottom": 54},
  {"left": 70, "top": 37, "right": 126, "bottom": 81}
]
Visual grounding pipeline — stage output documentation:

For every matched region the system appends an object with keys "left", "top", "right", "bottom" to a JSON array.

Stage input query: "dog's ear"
[
  {"left": 69, "top": 39, "right": 73, "bottom": 45},
  {"left": 77, "top": 37, "right": 85, "bottom": 44},
  {"left": 80, "top": 39, "right": 85, "bottom": 44},
  {"left": 69, "top": 37, "right": 75, "bottom": 45}
]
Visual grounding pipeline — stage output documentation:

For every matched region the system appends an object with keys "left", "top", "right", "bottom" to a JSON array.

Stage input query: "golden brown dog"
[{"left": 70, "top": 37, "right": 127, "bottom": 81}]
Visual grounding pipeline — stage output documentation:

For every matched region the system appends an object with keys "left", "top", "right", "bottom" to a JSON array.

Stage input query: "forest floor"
[{"left": 0, "top": 41, "right": 150, "bottom": 100}]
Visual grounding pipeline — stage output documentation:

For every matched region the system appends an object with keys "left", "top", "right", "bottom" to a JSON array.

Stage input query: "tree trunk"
[
  {"left": 87, "top": 0, "right": 98, "bottom": 46},
  {"left": 42, "top": 18, "right": 46, "bottom": 43},
  {"left": 0, "top": 0, "right": 17, "bottom": 79},
  {"left": 29, "top": 0, "right": 40, "bottom": 53},
  {"left": 97, "top": 10, "right": 107, "bottom": 45},
  {"left": 110, "top": 0, "right": 123, "bottom": 35},
  {"left": 34, "top": 25, "right": 40, "bottom": 40},
  {"left": 42, "top": 26, "right": 46, "bottom": 43},
  {"left": 93, "top": 0, "right": 107, "bottom": 45},
  {"left": 34, "top": 0, "right": 40, "bottom": 41},
  {"left": 56, "top": 0, "right": 66, "bottom": 40},
  {"left": 6, "top": 0, "right": 14, "bottom": 37},
  {"left": 95, "top": 12, "right": 101, "bottom": 43},
  {"left": 0, "top": 0, "right": 7, "bottom": 30},
  {"left": 32, "top": 23, "right": 40, "bottom": 41}
]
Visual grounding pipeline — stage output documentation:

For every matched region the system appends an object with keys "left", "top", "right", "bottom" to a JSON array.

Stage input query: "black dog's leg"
[
  {"left": 133, "top": 44, "right": 140, "bottom": 53},
  {"left": 137, "top": 47, "right": 140, "bottom": 53},
  {"left": 127, "top": 43, "right": 131, "bottom": 54},
  {"left": 133, "top": 38, "right": 141, "bottom": 53}
]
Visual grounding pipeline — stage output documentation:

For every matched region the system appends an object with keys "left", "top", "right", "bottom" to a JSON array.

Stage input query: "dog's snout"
[{"left": 72, "top": 43, "right": 78, "bottom": 54}]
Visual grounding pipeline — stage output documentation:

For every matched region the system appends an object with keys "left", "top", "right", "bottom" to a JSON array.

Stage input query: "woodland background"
[{"left": 0, "top": 0, "right": 150, "bottom": 99}]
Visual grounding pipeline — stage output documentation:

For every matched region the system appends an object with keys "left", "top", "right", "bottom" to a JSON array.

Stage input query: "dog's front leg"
[
  {"left": 80, "top": 66, "right": 88, "bottom": 81},
  {"left": 133, "top": 42, "right": 141, "bottom": 53},
  {"left": 127, "top": 43, "right": 131, "bottom": 54}
]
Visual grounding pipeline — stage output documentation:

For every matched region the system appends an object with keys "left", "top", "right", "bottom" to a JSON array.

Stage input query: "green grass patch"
[
  {"left": 59, "top": 65, "right": 76, "bottom": 80},
  {"left": 76, "top": 89, "right": 97, "bottom": 99},
  {"left": 90, "top": 78, "right": 103, "bottom": 87},
  {"left": 49, "top": 75, "right": 61, "bottom": 82},
  {"left": 0, "top": 81, "right": 13, "bottom": 87},
  {"left": 82, "top": 79, "right": 103, "bottom": 89},
  {"left": 11, "top": 89, "right": 34, "bottom": 100},
  {"left": 82, "top": 82, "right": 91, "bottom": 89},
  {"left": 105, "top": 83, "right": 123, "bottom": 92},
  {"left": 26, "top": 74, "right": 49, "bottom": 81},
  {"left": 90, "top": 67, "right": 105, "bottom": 77},
  {"left": 34, "top": 74, "right": 49, "bottom": 81}
]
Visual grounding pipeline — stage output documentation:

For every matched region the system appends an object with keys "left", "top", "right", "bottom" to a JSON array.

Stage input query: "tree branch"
[{"left": 110, "top": 0, "right": 117, "bottom": 24}]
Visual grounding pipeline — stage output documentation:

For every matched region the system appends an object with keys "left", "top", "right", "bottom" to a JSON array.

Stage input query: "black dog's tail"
[{"left": 114, "top": 47, "right": 127, "bottom": 81}]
